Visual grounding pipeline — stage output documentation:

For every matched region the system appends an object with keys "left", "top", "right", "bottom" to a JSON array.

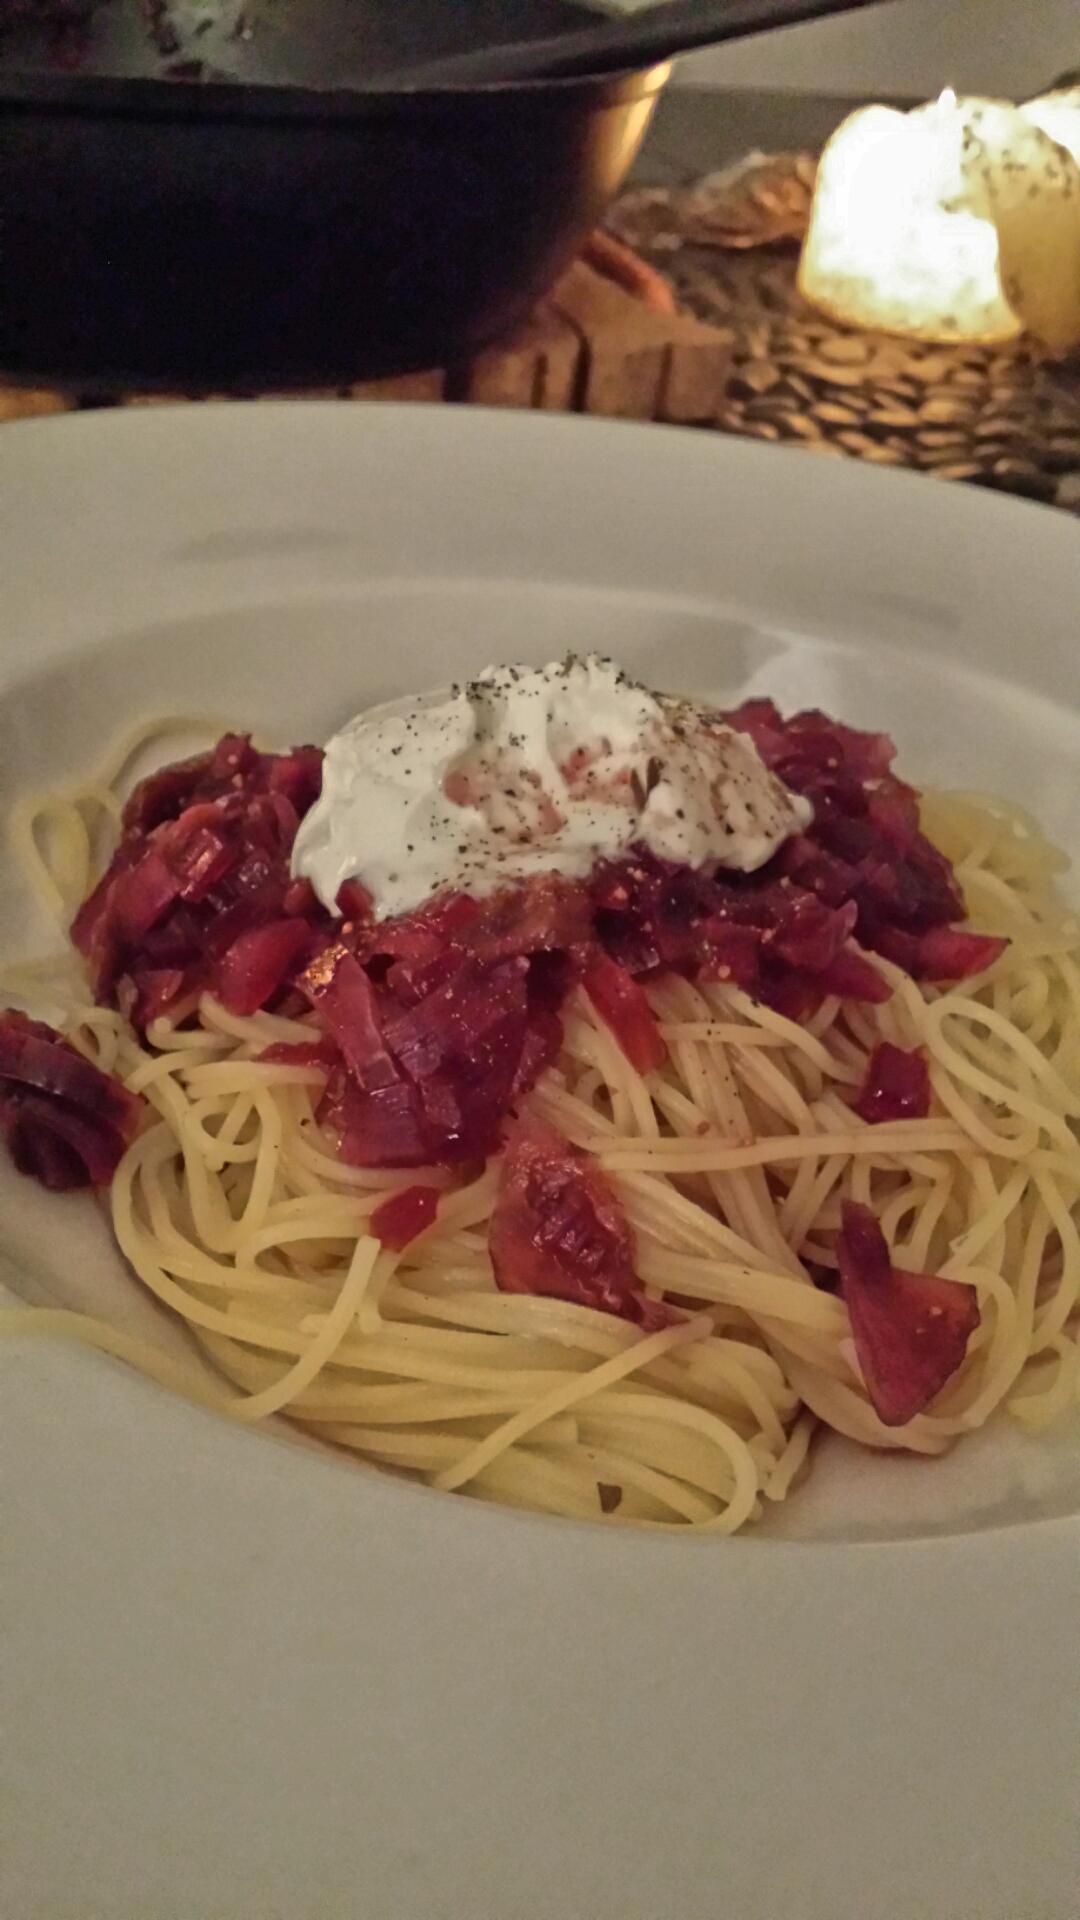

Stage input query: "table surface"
[
  {"left": 2, "top": 86, "right": 1078, "bottom": 513},
  {"left": 634, "top": 85, "right": 906, "bottom": 184}
]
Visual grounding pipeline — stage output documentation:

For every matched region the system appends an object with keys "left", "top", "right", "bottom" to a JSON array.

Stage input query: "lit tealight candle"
[
  {"left": 799, "top": 88, "right": 1080, "bottom": 355},
  {"left": 1023, "top": 86, "right": 1080, "bottom": 165}
]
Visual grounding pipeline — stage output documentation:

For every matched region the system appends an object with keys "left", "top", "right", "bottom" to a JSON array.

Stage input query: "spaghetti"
[{"left": 1, "top": 714, "right": 1078, "bottom": 1533}]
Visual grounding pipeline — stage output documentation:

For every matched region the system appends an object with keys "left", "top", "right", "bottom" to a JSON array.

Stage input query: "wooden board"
[
  {"left": 4, "top": 167, "right": 1076, "bottom": 513},
  {"left": 0, "top": 386, "right": 70, "bottom": 421},
  {"left": 0, "top": 252, "right": 733, "bottom": 428},
  {"left": 458, "top": 300, "right": 581, "bottom": 412},
  {"left": 551, "top": 259, "right": 733, "bottom": 421}
]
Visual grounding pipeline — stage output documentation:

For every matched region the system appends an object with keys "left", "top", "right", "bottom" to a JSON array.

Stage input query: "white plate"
[{"left": 1, "top": 406, "right": 1077, "bottom": 1920}]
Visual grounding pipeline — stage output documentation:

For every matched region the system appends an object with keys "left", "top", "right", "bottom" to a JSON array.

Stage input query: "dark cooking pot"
[{"left": 0, "top": 3, "right": 668, "bottom": 390}]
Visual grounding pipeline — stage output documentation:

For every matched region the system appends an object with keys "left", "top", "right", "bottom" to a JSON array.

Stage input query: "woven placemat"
[{"left": 608, "top": 156, "right": 1080, "bottom": 514}]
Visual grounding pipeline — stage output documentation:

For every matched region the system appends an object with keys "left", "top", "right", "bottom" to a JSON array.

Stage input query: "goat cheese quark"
[{"left": 292, "top": 654, "right": 813, "bottom": 921}]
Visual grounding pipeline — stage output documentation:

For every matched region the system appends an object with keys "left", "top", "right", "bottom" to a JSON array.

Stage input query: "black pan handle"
[{"left": 385, "top": 0, "right": 892, "bottom": 90}]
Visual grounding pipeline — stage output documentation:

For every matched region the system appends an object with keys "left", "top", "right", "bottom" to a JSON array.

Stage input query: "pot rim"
[{"left": 0, "top": 59, "right": 669, "bottom": 124}]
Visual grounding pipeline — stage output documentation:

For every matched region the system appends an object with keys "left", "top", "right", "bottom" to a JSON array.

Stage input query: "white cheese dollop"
[{"left": 292, "top": 654, "right": 812, "bottom": 921}]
